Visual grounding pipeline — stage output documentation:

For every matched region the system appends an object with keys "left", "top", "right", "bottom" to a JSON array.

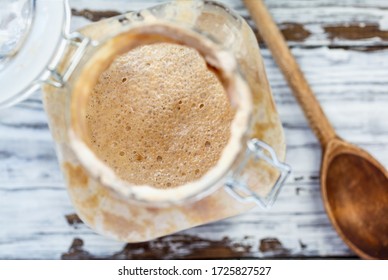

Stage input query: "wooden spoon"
[{"left": 244, "top": 0, "right": 388, "bottom": 259}]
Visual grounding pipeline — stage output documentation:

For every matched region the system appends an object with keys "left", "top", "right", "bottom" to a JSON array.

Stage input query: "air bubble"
[
  {"left": 166, "top": 182, "right": 171, "bottom": 187},
  {"left": 157, "top": 156, "right": 162, "bottom": 162},
  {"left": 195, "top": 169, "right": 200, "bottom": 175},
  {"left": 119, "top": 151, "right": 125, "bottom": 156},
  {"left": 136, "top": 153, "right": 143, "bottom": 161},
  {"left": 205, "top": 141, "right": 211, "bottom": 147},
  {"left": 125, "top": 125, "right": 131, "bottom": 131},
  {"left": 199, "top": 104, "right": 204, "bottom": 109},
  {"left": 122, "top": 77, "right": 127, "bottom": 82}
]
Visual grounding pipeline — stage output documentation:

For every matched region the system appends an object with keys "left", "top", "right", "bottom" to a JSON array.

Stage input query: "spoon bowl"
[{"left": 322, "top": 138, "right": 388, "bottom": 259}]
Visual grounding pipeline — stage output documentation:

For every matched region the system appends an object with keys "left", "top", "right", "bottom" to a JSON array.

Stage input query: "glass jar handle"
[
  {"left": 44, "top": 32, "right": 97, "bottom": 88},
  {"left": 225, "top": 139, "right": 291, "bottom": 209}
]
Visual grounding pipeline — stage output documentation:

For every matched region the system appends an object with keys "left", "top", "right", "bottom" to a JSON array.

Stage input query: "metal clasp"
[
  {"left": 45, "top": 32, "right": 98, "bottom": 88},
  {"left": 225, "top": 139, "right": 291, "bottom": 209}
]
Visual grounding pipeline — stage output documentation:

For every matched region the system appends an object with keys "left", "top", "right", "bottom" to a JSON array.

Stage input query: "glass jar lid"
[{"left": 0, "top": 0, "right": 69, "bottom": 108}]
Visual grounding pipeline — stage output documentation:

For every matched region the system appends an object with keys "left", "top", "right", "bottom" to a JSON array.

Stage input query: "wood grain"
[
  {"left": 1, "top": 0, "right": 388, "bottom": 259},
  {"left": 321, "top": 139, "right": 388, "bottom": 259}
]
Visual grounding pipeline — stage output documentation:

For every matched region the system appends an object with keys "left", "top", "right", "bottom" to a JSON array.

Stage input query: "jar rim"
[{"left": 69, "top": 21, "right": 253, "bottom": 206}]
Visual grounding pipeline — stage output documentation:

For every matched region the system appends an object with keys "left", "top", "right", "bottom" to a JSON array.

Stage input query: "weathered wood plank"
[
  {"left": 68, "top": 0, "right": 388, "bottom": 10},
  {"left": 68, "top": 0, "right": 388, "bottom": 49},
  {"left": 0, "top": 182, "right": 355, "bottom": 259}
]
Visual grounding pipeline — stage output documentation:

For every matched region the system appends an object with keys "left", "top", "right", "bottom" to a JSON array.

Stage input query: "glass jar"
[{"left": 1, "top": 0, "right": 290, "bottom": 242}]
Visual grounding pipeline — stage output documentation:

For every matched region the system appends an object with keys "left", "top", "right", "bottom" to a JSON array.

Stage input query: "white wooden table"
[{"left": 1, "top": 0, "right": 387, "bottom": 259}]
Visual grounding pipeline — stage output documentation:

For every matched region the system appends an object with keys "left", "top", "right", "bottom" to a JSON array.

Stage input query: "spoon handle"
[{"left": 243, "top": 0, "right": 337, "bottom": 147}]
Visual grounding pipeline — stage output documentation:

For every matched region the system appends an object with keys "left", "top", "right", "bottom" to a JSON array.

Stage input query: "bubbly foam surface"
[{"left": 85, "top": 43, "right": 234, "bottom": 188}]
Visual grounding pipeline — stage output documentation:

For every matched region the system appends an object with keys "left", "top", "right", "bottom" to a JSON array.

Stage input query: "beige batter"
[{"left": 85, "top": 42, "right": 235, "bottom": 188}]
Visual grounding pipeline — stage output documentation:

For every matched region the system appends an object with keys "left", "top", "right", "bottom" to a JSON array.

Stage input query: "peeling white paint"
[
  {"left": 379, "top": 15, "right": 388, "bottom": 31},
  {"left": 321, "top": 47, "right": 351, "bottom": 63}
]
